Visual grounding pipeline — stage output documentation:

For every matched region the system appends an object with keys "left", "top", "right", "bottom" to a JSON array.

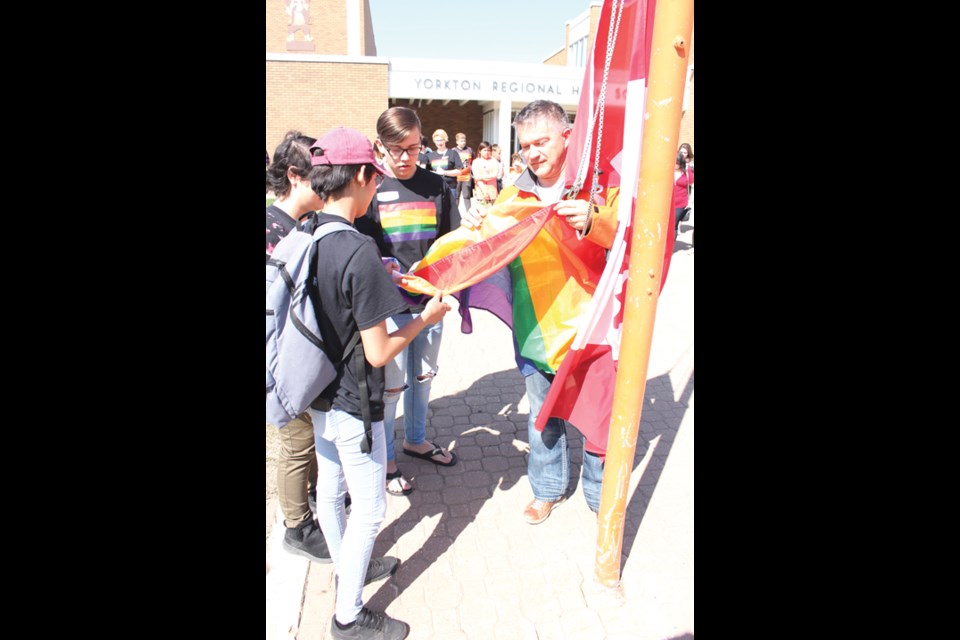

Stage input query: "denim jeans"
[
  {"left": 382, "top": 314, "right": 443, "bottom": 461},
  {"left": 309, "top": 407, "right": 387, "bottom": 625},
  {"left": 525, "top": 369, "right": 604, "bottom": 512}
]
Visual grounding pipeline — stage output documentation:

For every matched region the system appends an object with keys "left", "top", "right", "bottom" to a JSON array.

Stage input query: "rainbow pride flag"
[
  {"left": 399, "top": 199, "right": 553, "bottom": 298},
  {"left": 503, "top": 198, "right": 612, "bottom": 373},
  {"left": 378, "top": 201, "right": 438, "bottom": 244},
  {"left": 401, "top": 190, "right": 612, "bottom": 374}
]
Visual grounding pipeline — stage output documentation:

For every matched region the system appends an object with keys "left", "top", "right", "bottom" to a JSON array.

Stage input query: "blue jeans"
[
  {"left": 382, "top": 314, "right": 443, "bottom": 461},
  {"left": 525, "top": 369, "right": 604, "bottom": 512},
  {"left": 309, "top": 407, "right": 387, "bottom": 625}
]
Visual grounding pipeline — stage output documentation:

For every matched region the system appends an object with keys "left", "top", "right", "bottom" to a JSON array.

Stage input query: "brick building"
[{"left": 266, "top": 0, "right": 694, "bottom": 158}]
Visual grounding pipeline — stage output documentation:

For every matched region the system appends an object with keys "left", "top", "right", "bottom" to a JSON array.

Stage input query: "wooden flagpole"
[{"left": 595, "top": 0, "right": 694, "bottom": 588}]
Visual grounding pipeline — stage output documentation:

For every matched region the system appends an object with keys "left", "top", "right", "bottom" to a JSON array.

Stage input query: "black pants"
[
  {"left": 674, "top": 207, "right": 689, "bottom": 233},
  {"left": 456, "top": 180, "right": 473, "bottom": 206},
  {"left": 448, "top": 186, "right": 461, "bottom": 229}
]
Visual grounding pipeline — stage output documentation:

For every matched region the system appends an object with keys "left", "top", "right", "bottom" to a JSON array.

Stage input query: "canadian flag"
[{"left": 535, "top": 0, "right": 673, "bottom": 456}]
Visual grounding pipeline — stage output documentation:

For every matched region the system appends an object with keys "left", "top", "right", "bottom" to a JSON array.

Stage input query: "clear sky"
[{"left": 367, "top": 0, "right": 598, "bottom": 64}]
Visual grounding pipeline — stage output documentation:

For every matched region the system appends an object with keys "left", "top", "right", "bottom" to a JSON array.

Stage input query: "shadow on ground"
[
  {"left": 364, "top": 357, "right": 694, "bottom": 609},
  {"left": 365, "top": 368, "right": 527, "bottom": 611},
  {"left": 618, "top": 366, "right": 695, "bottom": 572},
  {"left": 673, "top": 223, "right": 694, "bottom": 252}
]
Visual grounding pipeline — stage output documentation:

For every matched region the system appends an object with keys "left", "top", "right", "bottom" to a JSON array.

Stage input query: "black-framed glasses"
[{"left": 384, "top": 144, "right": 422, "bottom": 159}]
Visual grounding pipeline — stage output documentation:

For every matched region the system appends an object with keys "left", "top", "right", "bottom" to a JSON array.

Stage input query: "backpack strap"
[
  {"left": 309, "top": 220, "right": 362, "bottom": 368},
  {"left": 308, "top": 219, "right": 374, "bottom": 452},
  {"left": 297, "top": 210, "right": 317, "bottom": 230},
  {"left": 354, "top": 340, "right": 373, "bottom": 454},
  {"left": 312, "top": 331, "right": 371, "bottom": 452},
  {"left": 273, "top": 221, "right": 358, "bottom": 356},
  {"left": 311, "top": 220, "right": 356, "bottom": 240},
  {"left": 304, "top": 221, "right": 357, "bottom": 294}
]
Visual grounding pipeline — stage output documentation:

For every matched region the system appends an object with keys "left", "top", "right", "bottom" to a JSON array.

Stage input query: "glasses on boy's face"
[{"left": 384, "top": 144, "right": 422, "bottom": 159}]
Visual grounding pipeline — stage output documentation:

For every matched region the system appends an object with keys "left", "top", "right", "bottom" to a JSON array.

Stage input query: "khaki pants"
[{"left": 277, "top": 412, "right": 318, "bottom": 528}]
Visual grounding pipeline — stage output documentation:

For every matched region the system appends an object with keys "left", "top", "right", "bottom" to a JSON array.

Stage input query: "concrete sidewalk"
[{"left": 267, "top": 222, "right": 695, "bottom": 640}]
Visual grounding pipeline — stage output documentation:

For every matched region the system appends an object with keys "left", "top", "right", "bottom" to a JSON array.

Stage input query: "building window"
[{"left": 569, "top": 36, "right": 588, "bottom": 68}]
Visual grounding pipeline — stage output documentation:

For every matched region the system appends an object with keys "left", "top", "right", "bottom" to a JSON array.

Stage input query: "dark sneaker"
[
  {"left": 336, "top": 556, "right": 400, "bottom": 590},
  {"left": 330, "top": 607, "right": 409, "bottom": 640},
  {"left": 363, "top": 556, "right": 399, "bottom": 585},
  {"left": 282, "top": 518, "right": 332, "bottom": 563}
]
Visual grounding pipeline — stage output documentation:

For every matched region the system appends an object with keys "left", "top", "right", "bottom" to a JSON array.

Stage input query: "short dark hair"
[
  {"left": 513, "top": 100, "right": 571, "bottom": 131},
  {"left": 308, "top": 162, "right": 377, "bottom": 200},
  {"left": 266, "top": 130, "right": 316, "bottom": 197}
]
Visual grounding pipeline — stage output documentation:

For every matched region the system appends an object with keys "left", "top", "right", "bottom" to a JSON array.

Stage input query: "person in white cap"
[{"left": 305, "top": 127, "right": 451, "bottom": 640}]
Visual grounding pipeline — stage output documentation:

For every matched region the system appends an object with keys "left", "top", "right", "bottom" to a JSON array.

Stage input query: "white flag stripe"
[{"left": 569, "top": 80, "right": 646, "bottom": 353}]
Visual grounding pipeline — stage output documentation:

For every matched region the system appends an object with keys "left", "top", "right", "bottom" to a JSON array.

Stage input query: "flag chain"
[{"left": 565, "top": 0, "right": 626, "bottom": 209}]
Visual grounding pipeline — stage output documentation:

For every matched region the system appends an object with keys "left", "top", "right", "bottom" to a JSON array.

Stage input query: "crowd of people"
[
  {"left": 410, "top": 130, "right": 514, "bottom": 217},
  {"left": 267, "top": 102, "right": 693, "bottom": 640}
]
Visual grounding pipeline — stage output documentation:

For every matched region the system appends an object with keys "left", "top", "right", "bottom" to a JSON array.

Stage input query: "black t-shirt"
[
  {"left": 265, "top": 204, "right": 297, "bottom": 261},
  {"left": 455, "top": 146, "right": 474, "bottom": 183},
  {"left": 311, "top": 213, "right": 409, "bottom": 421},
  {"left": 355, "top": 168, "right": 452, "bottom": 313},
  {"left": 417, "top": 149, "right": 431, "bottom": 168},
  {"left": 426, "top": 148, "right": 463, "bottom": 189}
]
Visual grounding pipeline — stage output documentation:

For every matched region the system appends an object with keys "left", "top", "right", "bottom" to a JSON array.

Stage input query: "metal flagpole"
[{"left": 595, "top": 0, "right": 694, "bottom": 589}]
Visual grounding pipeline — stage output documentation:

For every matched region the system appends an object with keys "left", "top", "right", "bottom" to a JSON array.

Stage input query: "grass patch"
[{"left": 266, "top": 197, "right": 275, "bottom": 208}]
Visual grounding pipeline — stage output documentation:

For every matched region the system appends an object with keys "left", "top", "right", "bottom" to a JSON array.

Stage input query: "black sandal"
[
  {"left": 385, "top": 470, "right": 413, "bottom": 496},
  {"left": 402, "top": 442, "right": 459, "bottom": 467}
]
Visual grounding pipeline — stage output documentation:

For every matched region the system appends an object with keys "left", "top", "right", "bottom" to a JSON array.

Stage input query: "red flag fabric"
[
  {"left": 400, "top": 200, "right": 553, "bottom": 297},
  {"left": 536, "top": 0, "right": 670, "bottom": 456}
]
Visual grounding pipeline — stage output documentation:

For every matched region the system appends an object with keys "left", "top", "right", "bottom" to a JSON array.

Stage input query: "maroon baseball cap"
[{"left": 310, "top": 127, "right": 387, "bottom": 176}]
